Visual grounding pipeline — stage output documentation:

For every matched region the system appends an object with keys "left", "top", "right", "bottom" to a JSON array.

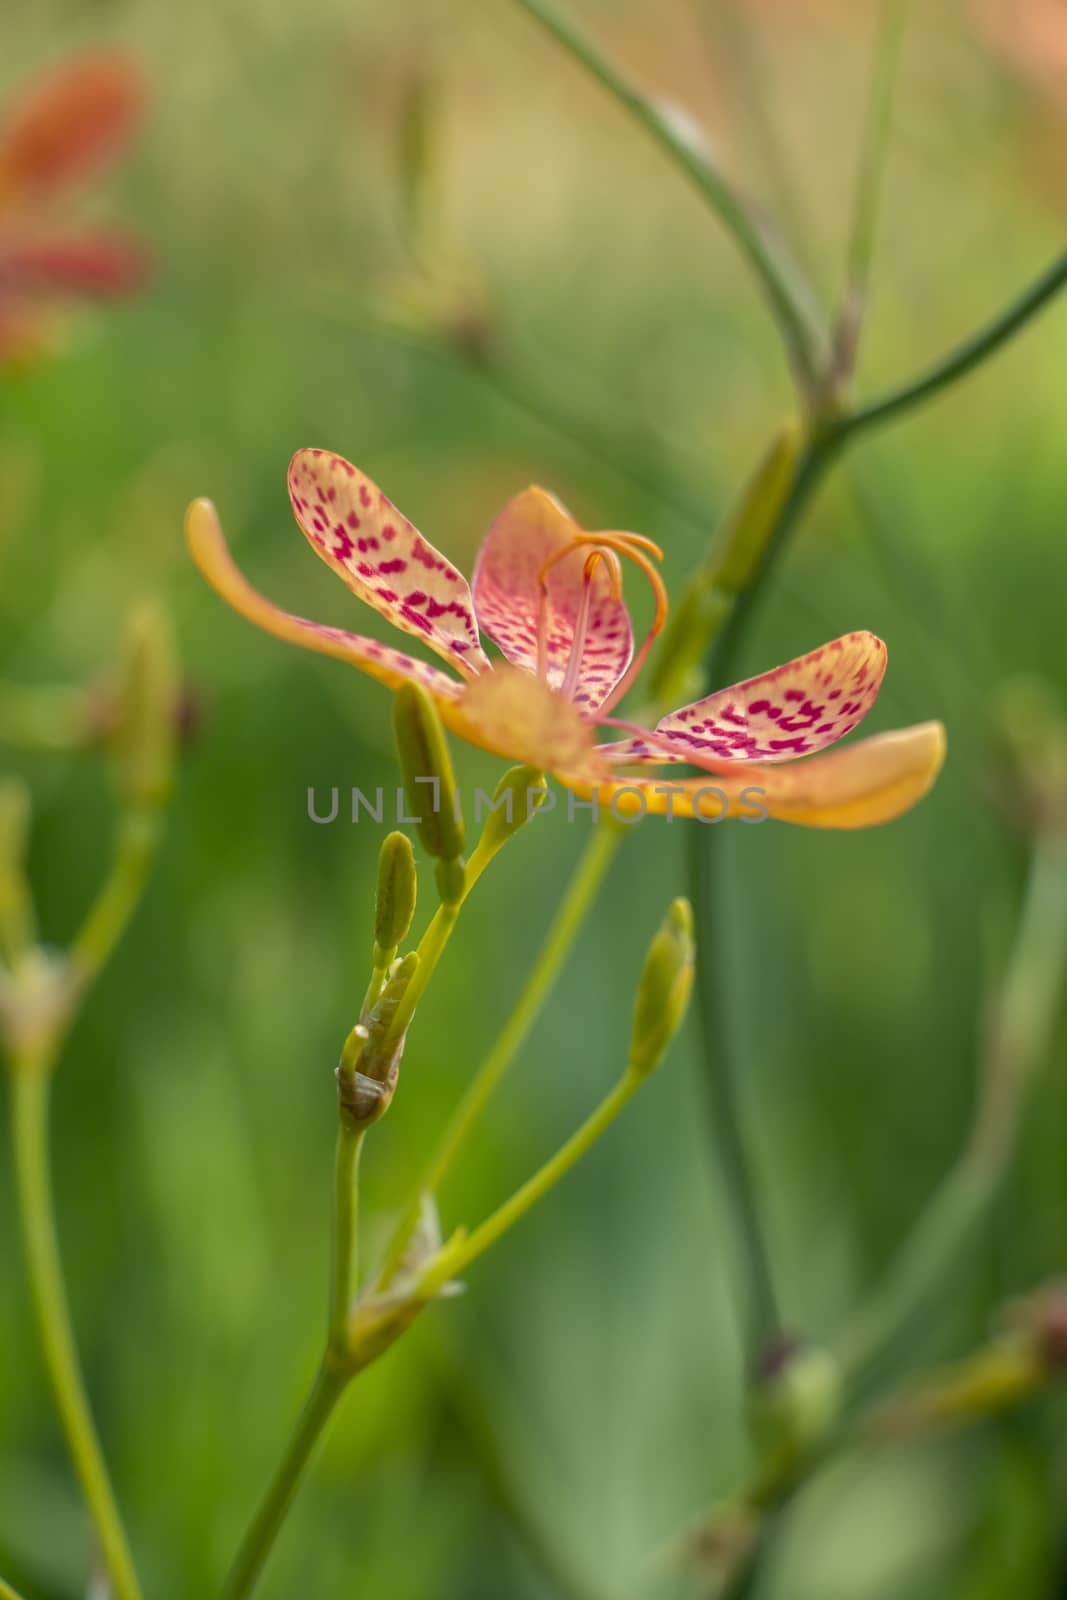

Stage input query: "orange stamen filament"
[{"left": 535, "top": 532, "right": 668, "bottom": 704}]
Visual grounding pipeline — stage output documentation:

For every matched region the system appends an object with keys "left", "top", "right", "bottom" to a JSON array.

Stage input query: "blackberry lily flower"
[
  {"left": 0, "top": 54, "right": 147, "bottom": 362},
  {"left": 186, "top": 449, "right": 945, "bottom": 828}
]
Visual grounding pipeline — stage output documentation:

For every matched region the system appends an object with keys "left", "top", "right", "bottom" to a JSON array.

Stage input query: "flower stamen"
[{"left": 535, "top": 531, "right": 668, "bottom": 705}]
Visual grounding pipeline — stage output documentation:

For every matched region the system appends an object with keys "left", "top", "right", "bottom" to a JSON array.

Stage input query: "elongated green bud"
[
  {"left": 480, "top": 765, "right": 548, "bottom": 854},
  {"left": 373, "top": 831, "right": 417, "bottom": 967},
  {"left": 393, "top": 682, "right": 465, "bottom": 903},
  {"left": 649, "top": 421, "right": 802, "bottom": 710},
  {"left": 629, "top": 898, "right": 695, "bottom": 1078},
  {"left": 0, "top": 777, "right": 35, "bottom": 968},
  {"left": 113, "top": 601, "right": 179, "bottom": 812},
  {"left": 338, "top": 951, "right": 420, "bottom": 1127}
]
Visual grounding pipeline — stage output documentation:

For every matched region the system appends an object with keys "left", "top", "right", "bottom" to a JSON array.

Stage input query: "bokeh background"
[{"left": 2, "top": 1, "right": 1067, "bottom": 1596}]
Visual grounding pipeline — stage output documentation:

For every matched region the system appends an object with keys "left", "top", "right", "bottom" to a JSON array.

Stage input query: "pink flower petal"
[
  {"left": 472, "top": 486, "right": 633, "bottom": 711},
  {"left": 186, "top": 499, "right": 464, "bottom": 702},
  {"left": 605, "top": 632, "right": 888, "bottom": 768},
  {"left": 287, "top": 450, "right": 490, "bottom": 679}
]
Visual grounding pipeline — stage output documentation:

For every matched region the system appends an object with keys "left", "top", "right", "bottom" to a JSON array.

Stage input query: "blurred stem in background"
[
  {"left": 0, "top": 603, "right": 177, "bottom": 1600},
  {"left": 507, "top": 0, "right": 825, "bottom": 392}
]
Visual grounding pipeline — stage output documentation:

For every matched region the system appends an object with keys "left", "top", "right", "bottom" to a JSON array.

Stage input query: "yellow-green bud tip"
[
  {"left": 629, "top": 897, "right": 695, "bottom": 1079},
  {"left": 480, "top": 765, "right": 548, "bottom": 853},
  {"left": 373, "top": 831, "right": 417, "bottom": 962}
]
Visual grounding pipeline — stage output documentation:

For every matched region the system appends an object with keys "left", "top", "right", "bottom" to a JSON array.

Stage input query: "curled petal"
[
  {"left": 448, "top": 665, "right": 605, "bottom": 779},
  {"left": 185, "top": 499, "right": 463, "bottom": 702},
  {"left": 0, "top": 233, "right": 149, "bottom": 299},
  {"left": 614, "top": 632, "right": 888, "bottom": 767},
  {"left": 573, "top": 722, "right": 946, "bottom": 829},
  {"left": 287, "top": 450, "right": 490, "bottom": 679},
  {"left": 0, "top": 54, "right": 143, "bottom": 205},
  {"left": 472, "top": 487, "right": 633, "bottom": 711}
]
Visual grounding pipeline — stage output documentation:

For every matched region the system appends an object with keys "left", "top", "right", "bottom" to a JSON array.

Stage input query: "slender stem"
[
  {"left": 219, "top": 1360, "right": 349, "bottom": 1600},
  {"left": 837, "top": 835, "right": 1067, "bottom": 1398},
  {"left": 377, "top": 822, "right": 623, "bottom": 1288},
  {"left": 846, "top": 250, "right": 1067, "bottom": 437},
  {"left": 0, "top": 1576, "right": 29, "bottom": 1600},
  {"left": 420, "top": 1070, "right": 642, "bottom": 1294},
  {"left": 329, "top": 1126, "right": 364, "bottom": 1353},
  {"left": 836, "top": 0, "right": 914, "bottom": 374},
  {"left": 69, "top": 814, "right": 162, "bottom": 997},
  {"left": 9, "top": 1059, "right": 144, "bottom": 1600},
  {"left": 507, "top": 0, "right": 823, "bottom": 386}
]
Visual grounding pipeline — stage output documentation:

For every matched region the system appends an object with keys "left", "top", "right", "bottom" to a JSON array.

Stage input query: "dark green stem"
[{"left": 846, "top": 250, "right": 1067, "bottom": 437}]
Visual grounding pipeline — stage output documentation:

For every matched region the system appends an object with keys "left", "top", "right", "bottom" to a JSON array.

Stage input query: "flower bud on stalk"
[
  {"left": 747, "top": 1337, "right": 841, "bottom": 1462},
  {"left": 480, "top": 765, "right": 547, "bottom": 854},
  {"left": 393, "top": 682, "right": 466, "bottom": 906},
  {"left": 629, "top": 897, "right": 695, "bottom": 1079},
  {"left": 648, "top": 421, "right": 801, "bottom": 711},
  {"left": 112, "top": 601, "right": 179, "bottom": 813},
  {"left": 373, "top": 831, "right": 417, "bottom": 970}
]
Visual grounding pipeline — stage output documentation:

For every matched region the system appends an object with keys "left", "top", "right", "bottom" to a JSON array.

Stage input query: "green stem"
[
  {"left": 837, "top": 835, "right": 1067, "bottom": 1397},
  {"left": 846, "top": 250, "right": 1067, "bottom": 437},
  {"left": 507, "top": 0, "right": 823, "bottom": 386},
  {"left": 377, "top": 822, "right": 623, "bottom": 1288},
  {"left": 836, "top": 0, "right": 914, "bottom": 374},
  {"left": 0, "top": 1575, "right": 29, "bottom": 1600},
  {"left": 69, "top": 813, "right": 162, "bottom": 998},
  {"left": 219, "top": 1360, "right": 349, "bottom": 1600},
  {"left": 329, "top": 1126, "right": 364, "bottom": 1353},
  {"left": 420, "top": 1070, "right": 642, "bottom": 1295},
  {"left": 9, "top": 1060, "right": 144, "bottom": 1600}
]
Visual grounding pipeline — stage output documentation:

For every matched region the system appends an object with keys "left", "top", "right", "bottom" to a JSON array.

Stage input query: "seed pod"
[
  {"left": 373, "top": 831, "right": 417, "bottom": 967},
  {"left": 629, "top": 898, "right": 695, "bottom": 1079},
  {"left": 393, "top": 682, "right": 465, "bottom": 891},
  {"left": 113, "top": 601, "right": 178, "bottom": 812}
]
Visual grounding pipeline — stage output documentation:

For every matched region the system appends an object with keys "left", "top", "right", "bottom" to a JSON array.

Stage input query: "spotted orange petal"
[
  {"left": 0, "top": 54, "right": 142, "bottom": 207},
  {"left": 185, "top": 499, "right": 463, "bottom": 702},
  {"left": 602, "top": 632, "right": 887, "bottom": 768},
  {"left": 472, "top": 487, "right": 634, "bottom": 712},
  {"left": 287, "top": 450, "right": 490, "bottom": 680},
  {"left": 572, "top": 722, "right": 945, "bottom": 829}
]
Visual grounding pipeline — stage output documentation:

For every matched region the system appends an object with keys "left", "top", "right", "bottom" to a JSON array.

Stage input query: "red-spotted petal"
[
  {"left": 287, "top": 450, "right": 490, "bottom": 679},
  {"left": 603, "top": 632, "right": 888, "bottom": 768},
  {"left": 472, "top": 487, "right": 633, "bottom": 712},
  {"left": 570, "top": 721, "right": 946, "bottom": 829},
  {"left": 0, "top": 54, "right": 142, "bottom": 206},
  {"left": 185, "top": 499, "right": 463, "bottom": 702}
]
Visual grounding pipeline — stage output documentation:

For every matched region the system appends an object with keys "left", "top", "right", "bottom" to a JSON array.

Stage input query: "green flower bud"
[
  {"left": 480, "top": 765, "right": 548, "bottom": 854},
  {"left": 373, "top": 831, "right": 417, "bottom": 967},
  {"left": 648, "top": 421, "right": 801, "bottom": 710},
  {"left": 629, "top": 897, "right": 695, "bottom": 1078},
  {"left": 113, "top": 601, "right": 179, "bottom": 813},
  {"left": 747, "top": 1339, "right": 841, "bottom": 1461},
  {"left": 338, "top": 951, "right": 420, "bottom": 1128},
  {"left": 393, "top": 683, "right": 465, "bottom": 891}
]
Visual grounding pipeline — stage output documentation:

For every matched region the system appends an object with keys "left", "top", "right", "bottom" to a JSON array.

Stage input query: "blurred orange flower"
[
  {"left": 0, "top": 53, "right": 148, "bottom": 363},
  {"left": 976, "top": 0, "right": 1067, "bottom": 97}
]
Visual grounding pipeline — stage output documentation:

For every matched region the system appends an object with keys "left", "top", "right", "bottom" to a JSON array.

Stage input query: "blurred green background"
[{"left": 2, "top": 1, "right": 1067, "bottom": 1596}]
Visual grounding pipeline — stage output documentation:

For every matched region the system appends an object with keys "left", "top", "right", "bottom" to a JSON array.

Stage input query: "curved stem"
[
  {"left": 329, "top": 1126, "right": 364, "bottom": 1353},
  {"left": 507, "top": 0, "right": 823, "bottom": 386},
  {"left": 377, "top": 821, "right": 623, "bottom": 1288},
  {"left": 846, "top": 250, "right": 1067, "bottom": 437},
  {"left": 10, "top": 1060, "right": 144, "bottom": 1600},
  {"left": 218, "top": 1360, "right": 349, "bottom": 1600}
]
